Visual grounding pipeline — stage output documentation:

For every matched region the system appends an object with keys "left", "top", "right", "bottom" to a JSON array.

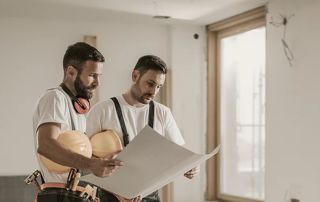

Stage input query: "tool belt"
[
  {"left": 36, "top": 182, "right": 99, "bottom": 202},
  {"left": 25, "top": 170, "right": 100, "bottom": 202}
]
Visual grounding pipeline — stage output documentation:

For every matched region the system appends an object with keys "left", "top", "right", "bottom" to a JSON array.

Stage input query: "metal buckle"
[
  {"left": 24, "top": 170, "right": 44, "bottom": 191},
  {"left": 25, "top": 170, "right": 41, "bottom": 184},
  {"left": 66, "top": 168, "right": 77, "bottom": 190}
]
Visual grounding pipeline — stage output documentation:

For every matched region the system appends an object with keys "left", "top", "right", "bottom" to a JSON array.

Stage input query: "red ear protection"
[
  {"left": 60, "top": 83, "right": 90, "bottom": 114},
  {"left": 73, "top": 97, "right": 90, "bottom": 114}
]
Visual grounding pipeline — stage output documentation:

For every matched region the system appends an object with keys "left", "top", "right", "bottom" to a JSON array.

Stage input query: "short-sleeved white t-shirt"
[
  {"left": 33, "top": 86, "right": 86, "bottom": 183},
  {"left": 86, "top": 95, "right": 185, "bottom": 146}
]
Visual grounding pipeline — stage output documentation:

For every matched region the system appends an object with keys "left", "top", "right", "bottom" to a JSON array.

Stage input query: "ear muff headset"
[{"left": 60, "top": 83, "right": 90, "bottom": 114}]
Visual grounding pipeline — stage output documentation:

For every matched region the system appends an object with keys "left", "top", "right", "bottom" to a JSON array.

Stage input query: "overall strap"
[
  {"left": 148, "top": 101, "right": 154, "bottom": 128},
  {"left": 111, "top": 97, "right": 130, "bottom": 146},
  {"left": 111, "top": 97, "right": 155, "bottom": 147}
]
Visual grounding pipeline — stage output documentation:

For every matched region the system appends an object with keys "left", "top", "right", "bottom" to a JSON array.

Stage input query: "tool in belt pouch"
[{"left": 25, "top": 169, "right": 100, "bottom": 202}]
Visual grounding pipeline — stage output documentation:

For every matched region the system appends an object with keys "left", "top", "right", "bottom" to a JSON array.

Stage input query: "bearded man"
[{"left": 33, "top": 42, "right": 122, "bottom": 187}]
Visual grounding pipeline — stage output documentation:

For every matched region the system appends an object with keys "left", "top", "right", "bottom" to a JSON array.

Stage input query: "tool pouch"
[
  {"left": 25, "top": 170, "right": 100, "bottom": 202},
  {"left": 36, "top": 183, "right": 99, "bottom": 202}
]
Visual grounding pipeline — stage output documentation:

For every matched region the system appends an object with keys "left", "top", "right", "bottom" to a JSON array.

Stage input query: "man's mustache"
[
  {"left": 87, "top": 85, "right": 97, "bottom": 90},
  {"left": 143, "top": 93, "right": 154, "bottom": 98}
]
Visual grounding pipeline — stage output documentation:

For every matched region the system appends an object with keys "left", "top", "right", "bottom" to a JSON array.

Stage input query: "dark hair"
[
  {"left": 134, "top": 55, "right": 167, "bottom": 75},
  {"left": 63, "top": 42, "right": 105, "bottom": 73}
]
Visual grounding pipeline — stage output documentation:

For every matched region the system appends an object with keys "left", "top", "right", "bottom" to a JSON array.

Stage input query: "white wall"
[
  {"left": 169, "top": 25, "right": 207, "bottom": 202},
  {"left": 266, "top": 0, "right": 320, "bottom": 201}
]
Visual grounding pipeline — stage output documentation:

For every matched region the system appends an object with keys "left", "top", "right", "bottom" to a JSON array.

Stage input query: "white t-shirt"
[
  {"left": 86, "top": 95, "right": 185, "bottom": 146},
  {"left": 33, "top": 86, "right": 86, "bottom": 183}
]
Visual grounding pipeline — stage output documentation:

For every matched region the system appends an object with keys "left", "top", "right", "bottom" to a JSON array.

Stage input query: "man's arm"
[{"left": 37, "top": 123, "right": 122, "bottom": 177}]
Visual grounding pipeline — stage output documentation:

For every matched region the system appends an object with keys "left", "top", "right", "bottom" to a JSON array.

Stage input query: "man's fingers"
[
  {"left": 110, "top": 159, "right": 124, "bottom": 166},
  {"left": 105, "top": 164, "right": 120, "bottom": 170},
  {"left": 103, "top": 159, "right": 124, "bottom": 167},
  {"left": 184, "top": 173, "right": 194, "bottom": 179},
  {"left": 99, "top": 160, "right": 124, "bottom": 177},
  {"left": 185, "top": 167, "right": 200, "bottom": 175},
  {"left": 110, "top": 150, "right": 122, "bottom": 159},
  {"left": 132, "top": 195, "right": 141, "bottom": 202},
  {"left": 184, "top": 172, "right": 193, "bottom": 176},
  {"left": 184, "top": 167, "right": 200, "bottom": 179},
  {"left": 187, "top": 170, "right": 198, "bottom": 175},
  {"left": 129, "top": 195, "right": 141, "bottom": 202},
  {"left": 103, "top": 168, "right": 116, "bottom": 176},
  {"left": 184, "top": 175, "right": 193, "bottom": 179}
]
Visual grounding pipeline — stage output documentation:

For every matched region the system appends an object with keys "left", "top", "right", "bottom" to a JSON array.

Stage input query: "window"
[{"left": 207, "top": 7, "right": 266, "bottom": 202}]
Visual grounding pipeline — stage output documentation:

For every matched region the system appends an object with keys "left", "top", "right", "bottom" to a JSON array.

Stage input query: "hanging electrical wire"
[{"left": 269, "top": 14, "right": 295, "bottom": 66}]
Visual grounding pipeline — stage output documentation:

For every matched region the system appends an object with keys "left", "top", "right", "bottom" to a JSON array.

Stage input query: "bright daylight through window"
[{"left": 219, "top": 26, "right": 266, "bottom": 200}]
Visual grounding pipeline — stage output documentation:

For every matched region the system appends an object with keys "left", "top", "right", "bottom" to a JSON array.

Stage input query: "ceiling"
[{"left": 0, "top": 0, "right": 267, "bottom": 25}]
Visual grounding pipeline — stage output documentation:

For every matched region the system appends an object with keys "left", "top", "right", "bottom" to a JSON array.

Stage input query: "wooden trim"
[
  {"left": 217, "top": 17, "right": 265, "bottom": 39},
  {"left": 160, "top": 69, "right": 172, "bottom": 110},
  {"left": 162, "top": 182, "right": 174, "bottom": 202},
  {"left": 160, "top": 69, "right": 174, "bottom": 202},
  {"left": 83, "top": 35, "right": 97, "bottom": 47},
  {"left": 206, "top": 31, "right": 218, "bottom": 201},
  {"left": 207, "top": 6, "right": 266, "bottom": 32},
  {"left": 206, "top": 6, "right": 266, "bottom": 202},
  {"left": 216, "top": 31, "right": 222, "bottom": 202}
]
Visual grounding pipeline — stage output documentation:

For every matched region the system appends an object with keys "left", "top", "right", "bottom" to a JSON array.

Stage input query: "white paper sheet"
[{"left": 81, "top": 126, "right": 220, "bottom": 199}]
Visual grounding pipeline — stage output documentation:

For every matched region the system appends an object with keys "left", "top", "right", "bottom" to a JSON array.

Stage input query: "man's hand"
[
  {"left": 116, "top": 195, "right": 141, "bottom": 202},
  {"left": 89, "top": 158, "right": 123, "bottom": 177},
  {"left": 184, "top": 166, "right": 200, "bottom": 179}
]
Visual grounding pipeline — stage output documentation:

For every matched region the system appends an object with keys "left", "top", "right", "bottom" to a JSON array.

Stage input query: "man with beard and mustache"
[
  {"left": 86, "top": 55, "right": 199, "bottom": 202},
  {"left": 33, "top": 42, "right": 123, "bottom": 199}
]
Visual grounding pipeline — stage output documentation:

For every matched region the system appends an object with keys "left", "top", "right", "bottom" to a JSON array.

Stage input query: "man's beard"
[
  {"left": 132, "top": 84, "right": 154, "bottom": 104},
  {"left": 74, "top": 76, "right": 95, "bottom": 99}
]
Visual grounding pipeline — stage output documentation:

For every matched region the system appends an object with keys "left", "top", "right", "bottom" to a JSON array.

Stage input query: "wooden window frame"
[{"left": 206, "top": 6, "right": 266, "bottom": 202}]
